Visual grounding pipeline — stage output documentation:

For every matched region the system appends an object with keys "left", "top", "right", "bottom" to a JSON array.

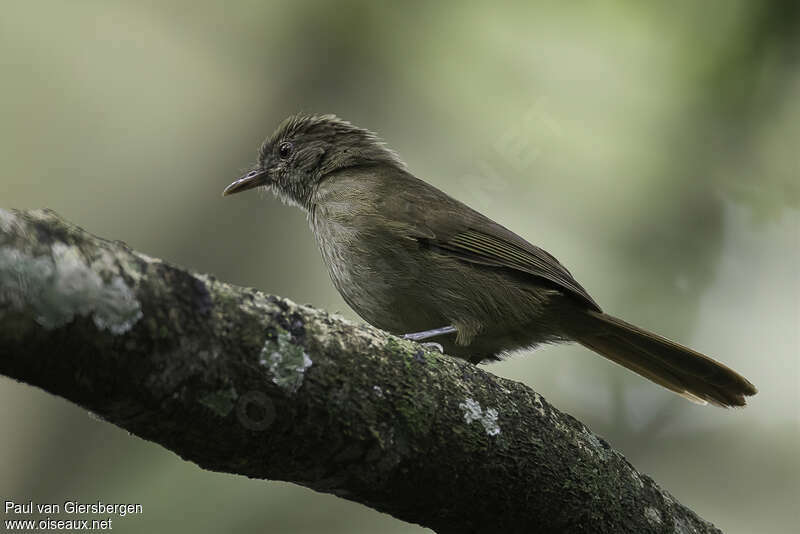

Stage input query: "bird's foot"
[{"left": 419, "top": 342, "right": 444, "bottom": 354}]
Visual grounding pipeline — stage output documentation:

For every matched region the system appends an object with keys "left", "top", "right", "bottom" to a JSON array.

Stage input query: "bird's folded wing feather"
[
  {"left": 431, "top": 228, "right": 600, "bottom": 310},
  {"left": 376, "top": 173, "right": 600, "bottom": 311}
]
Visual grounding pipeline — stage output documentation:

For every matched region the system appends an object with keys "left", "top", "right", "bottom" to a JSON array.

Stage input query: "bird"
[{"left": 223, "top": 113, "right": 757, "bottom": 407}]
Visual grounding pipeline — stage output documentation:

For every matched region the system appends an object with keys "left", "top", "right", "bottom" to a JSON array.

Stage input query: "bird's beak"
[{"left": 222, "top": 168, "right": 269, "bottom": 197}]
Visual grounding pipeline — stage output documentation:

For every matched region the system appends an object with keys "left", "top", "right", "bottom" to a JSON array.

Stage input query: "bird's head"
[{"left": 222, "top": 113, "right": 404, "bottom": 209}]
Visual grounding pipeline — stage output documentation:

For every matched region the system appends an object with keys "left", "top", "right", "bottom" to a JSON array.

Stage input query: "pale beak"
[{"left": 222, "top": 169, "right": 269, "bottom": 196}]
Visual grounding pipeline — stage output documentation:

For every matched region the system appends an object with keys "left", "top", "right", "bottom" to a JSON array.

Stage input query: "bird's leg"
[
  {"left": 402, "top": 325, "right": 457, "bottom": 341},
  {"left": 402, "top": 326, "right": 457, "bottom": 353}
]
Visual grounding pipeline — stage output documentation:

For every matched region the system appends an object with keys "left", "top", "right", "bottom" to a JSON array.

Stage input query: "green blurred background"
[{"left": 1, "top": 1, "right": 798, "bottom": 532}]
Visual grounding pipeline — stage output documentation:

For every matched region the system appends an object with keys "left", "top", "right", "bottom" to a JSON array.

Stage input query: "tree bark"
[{"left": 0, "top": 208, "right": 721, "bottom": 533}]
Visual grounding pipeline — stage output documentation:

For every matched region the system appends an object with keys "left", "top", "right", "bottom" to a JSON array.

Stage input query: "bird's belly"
[{"left": 312, "top": 217, "right": 566, "bottom": 360}]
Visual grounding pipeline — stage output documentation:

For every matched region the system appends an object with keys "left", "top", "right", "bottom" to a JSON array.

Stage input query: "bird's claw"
[{"left": 419, "top": 342, "right": 444, "bottom": 353}]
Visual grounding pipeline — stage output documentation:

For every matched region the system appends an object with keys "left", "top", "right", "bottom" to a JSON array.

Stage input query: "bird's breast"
[{"left": 310, "top": 209, "right": 432, "bottom": 332}]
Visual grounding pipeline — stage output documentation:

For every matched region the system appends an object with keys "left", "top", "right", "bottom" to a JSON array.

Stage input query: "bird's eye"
[{"left": 278, "top": 142, "right": 293, "bottom": 159}]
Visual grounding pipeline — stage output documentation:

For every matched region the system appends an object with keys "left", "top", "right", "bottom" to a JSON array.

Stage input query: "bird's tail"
[{"left": 572, "top": 310, "right": 757, "bottom": 407}]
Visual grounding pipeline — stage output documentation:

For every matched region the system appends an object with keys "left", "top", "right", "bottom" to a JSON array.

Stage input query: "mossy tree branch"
[{"left": 0, "top": 209, "right": 720, "bottom": 533}]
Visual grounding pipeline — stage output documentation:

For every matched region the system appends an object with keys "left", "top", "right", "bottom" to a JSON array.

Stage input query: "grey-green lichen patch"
[
  {"left": 0, "top": 209, "right": 22, "bottom": 237},
  {"left": 128, "top": 251, "right": 163, "bottom": 282},
  {"left": 531, "top": 392, "right": 546, "bottom": 417},
  {"left": 575, "top": 427, "right": 609, "bottom": 461},
  {"left": 259, "top": 329, "right": 313, "bottom": 393},
  {"left": 673, "top": 515, "right": 695, "bottom": 534},
  {"left": 459, "top": 397, "right": 501, "bottom": 436},
  {"left": 199, "top": 386, "right": 238, "bottom": 417},
  {"left": 628, "top": 464, "right": 646, "bottom": 489},
  {"left": 644, "top": 506, "right": 662, "bottom": 526},
  {"left": 0, "top": 243, "right": 142, "bottom": 333}
]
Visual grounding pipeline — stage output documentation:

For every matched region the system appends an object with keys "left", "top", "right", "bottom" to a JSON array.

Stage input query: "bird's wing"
[
  {"left": 374, "top": 170, "right": 600, "bottom": 311},
  {"left": 430, "top": 227, "right": 600, "bottom": 310}
]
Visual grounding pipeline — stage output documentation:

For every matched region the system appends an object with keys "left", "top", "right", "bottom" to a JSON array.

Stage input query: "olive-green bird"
[{"left": 223, "top": 113, "right": 757, "bottom": 407}]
